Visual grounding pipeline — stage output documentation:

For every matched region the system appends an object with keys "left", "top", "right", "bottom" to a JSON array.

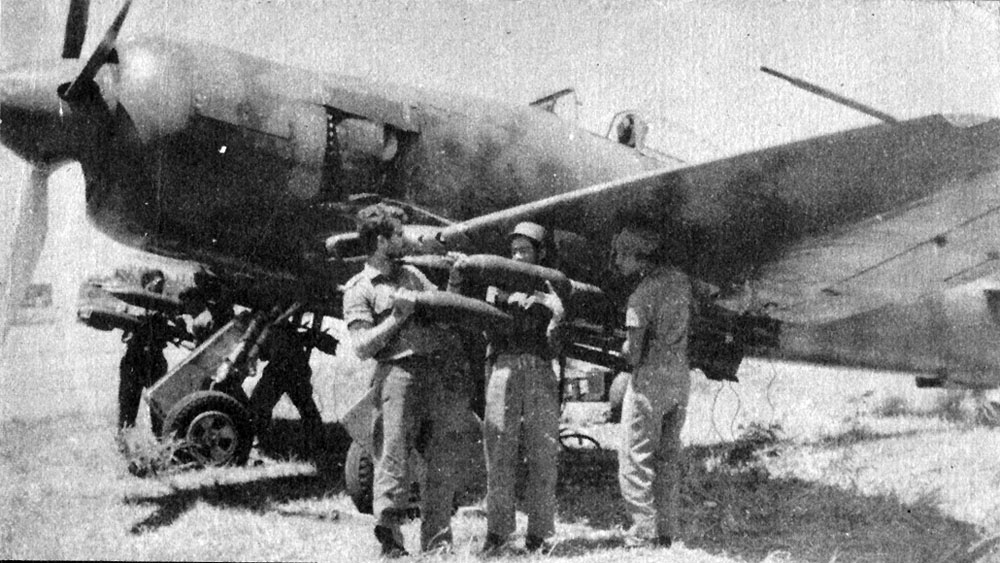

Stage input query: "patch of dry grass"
[
  {"left": 116, "top": 427, "right": 192, "bottom": 478},
  {"left": 873, "top": 395, "right": 910, "bottom": 418},
  {"left": 870, "top": 388, "right": 1000, "bottom": 430}
]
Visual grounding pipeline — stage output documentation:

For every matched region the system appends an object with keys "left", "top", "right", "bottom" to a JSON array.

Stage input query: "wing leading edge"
[{"left": 437, "top": 114, "right": 1000, "bottom": 325}]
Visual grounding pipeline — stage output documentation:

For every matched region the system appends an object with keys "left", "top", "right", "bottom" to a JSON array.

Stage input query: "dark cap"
[{"left": 613, "top": 227, "right": 661, "bottom": 256}]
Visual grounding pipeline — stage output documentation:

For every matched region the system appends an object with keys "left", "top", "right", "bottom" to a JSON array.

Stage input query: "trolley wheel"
[
  {"left": 559, "top": 430, "right": 602, "bottom": 450},
  {"left": 344, "top": 441, "right": 374, "bottom": 514},
  {"left": 164, "top": 391, "right": 253, "bottom": 467}
]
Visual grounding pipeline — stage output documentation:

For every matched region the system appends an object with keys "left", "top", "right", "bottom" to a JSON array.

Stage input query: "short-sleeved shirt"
[
  {"left": 343, "top": 263, "right": 462, "bottom": 362},
  {"left": 626, "top": 265, "right": 691, "bottom": 389}
]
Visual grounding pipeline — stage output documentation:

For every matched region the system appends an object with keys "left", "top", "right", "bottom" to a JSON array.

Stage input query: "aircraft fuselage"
[{"left": 69, "top": 37, "right": 663, "bottom": 285}]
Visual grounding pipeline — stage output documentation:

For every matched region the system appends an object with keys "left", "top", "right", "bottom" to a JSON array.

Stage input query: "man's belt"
[{"left": 391, "top": 350, "right": 456, "bottom": 364}]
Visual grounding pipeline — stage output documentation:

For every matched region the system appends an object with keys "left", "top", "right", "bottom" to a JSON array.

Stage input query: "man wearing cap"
[
  {"left": 342, "top": 203, "right": 470, "bottom": 557},
  {"left": 467, "top": 222, "right": 565, "bottom": 554},
  {"left": 613, "top": 226, "right": 691, "bottom": 549}
]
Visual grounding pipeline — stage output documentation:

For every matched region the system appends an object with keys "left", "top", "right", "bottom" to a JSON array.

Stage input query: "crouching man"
[{"left": 342, "top": 203, "right": 471, "bottom": 557}]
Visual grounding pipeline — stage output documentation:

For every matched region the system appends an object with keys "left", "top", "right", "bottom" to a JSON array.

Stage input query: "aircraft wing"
[{"left": 436, "top": 114, "right": 1000, "bottom": 325}]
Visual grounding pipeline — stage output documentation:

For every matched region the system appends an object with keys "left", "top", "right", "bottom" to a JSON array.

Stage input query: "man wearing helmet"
[
  {"left": 476, "top": 221, "right": 565, "bottom": 554},
  {"left": 613, "top": 226, "right": 691, "bottom": 549}
]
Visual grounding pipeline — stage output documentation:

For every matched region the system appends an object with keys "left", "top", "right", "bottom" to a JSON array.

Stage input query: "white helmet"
[{"left": 508, "top": 222, "right": 547, "bottom": 246}]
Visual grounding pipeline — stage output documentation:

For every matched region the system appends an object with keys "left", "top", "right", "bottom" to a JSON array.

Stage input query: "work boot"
[
  {"left": 622, "top": 534, "right": 654, "bottom": 549},
  {"left": 480, "top": 532, "right": 506, "bottom": 556},
  {"left": 374, "top": 525, "right": 408, "bottom": 558},
  {"left": 525, "top": 534, "right": 547, "bottom": 552},
  {"left": 621, "top": 524, "right": 655, "bottom": 549},
  {"left": 622, "top": 532, "right": 672, "bottom": 549}
]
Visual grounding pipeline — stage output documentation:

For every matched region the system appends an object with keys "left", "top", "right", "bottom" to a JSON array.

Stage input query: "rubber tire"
[
  {"left": 559, "top": 431, "right": 602, "bottom": 450},
  {"left": 608, "top": 372, "right": 631, "bottom": 424},
  {"left": 344, "top": 441, "right": 374, "bottom": 514},
  {"left": 150, "top": 411, "right": 164, "bottom": 437},
  {"left": 164, "top": 391, "right": 253, "bottom": 467}
]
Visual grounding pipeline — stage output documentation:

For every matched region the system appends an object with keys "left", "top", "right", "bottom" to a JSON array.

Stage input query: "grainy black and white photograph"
[{"left": 1, "top": 1, "right": 999, "bottom": 561}]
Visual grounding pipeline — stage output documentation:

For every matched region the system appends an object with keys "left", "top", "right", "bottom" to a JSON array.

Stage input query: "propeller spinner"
[{"left": 60, "top": 0, "right": 132, "bottom": 103}]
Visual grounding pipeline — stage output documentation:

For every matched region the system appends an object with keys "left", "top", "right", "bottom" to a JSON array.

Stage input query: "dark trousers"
[
  {"left": 250, "top": 362, "right": 323, "bottom": 445},
  {"left": 118, "top": 350, "right": 167, "bottom": 431},
  {"left": 484, "top": 353, "right": 559, "bottom": 540}
]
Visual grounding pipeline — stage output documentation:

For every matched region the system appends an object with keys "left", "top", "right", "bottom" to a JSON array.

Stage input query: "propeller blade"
[
  {"left": 61, "top": 0, "right": 91, "bottom": 59},
  {"left": 61, "top": 0, "right": 132, "bottom": 102},
  {"left": 0, "top": 166, "right": 50, "bottom": 344}
]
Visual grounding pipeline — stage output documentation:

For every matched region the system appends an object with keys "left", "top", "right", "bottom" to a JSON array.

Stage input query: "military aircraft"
[{"left": 3, "top": 0, "right": 1000, "bottom": 465}]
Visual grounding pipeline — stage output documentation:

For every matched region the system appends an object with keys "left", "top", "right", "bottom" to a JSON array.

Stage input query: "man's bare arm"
[
  {"left": 536, "top": 281, "right": 566, "bottom": 355},
  {"left": 349, "top": 290, "right": 415, "bottom": 359},
  {"left": 623, "top": 326, "right": 646, "bottom": 368}
]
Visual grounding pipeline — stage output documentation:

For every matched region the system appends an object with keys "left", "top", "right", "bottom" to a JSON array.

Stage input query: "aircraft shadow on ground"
[
  {"left": 551, "top": 439, "right": 984, "bottom": 562},
  {"left": 125, "top": 420, "right": 350, "bottom": 535},
  {"left": 126, "top": 472, "right": 336, "bottom": 534},
  {"left": 255, "top": 419, "right": 352, "bottom": 472}
]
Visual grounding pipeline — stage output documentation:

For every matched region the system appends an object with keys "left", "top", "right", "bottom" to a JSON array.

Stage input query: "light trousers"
[
  {"left": 373, "top": 356, "right": 470, "bottom": 551},
  {"left": 618, "top": 363, "right": 688, "bottom": 539}
]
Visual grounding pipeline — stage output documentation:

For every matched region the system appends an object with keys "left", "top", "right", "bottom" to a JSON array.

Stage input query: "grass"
[
  {"left": 871, "top": 389, "right": 1000, "bottom": 427},
  {"left": 3, "top": 325, "right": 1000, "bottom": 562},
  {"left": 4, "top": 404, "right": 998, "bottom": 562},
  {"left": 873, "top": 395, "right": 910, "bottom": 418},
  {"left": 116, "top": 428, "right": 192, "bottom": 478}
]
